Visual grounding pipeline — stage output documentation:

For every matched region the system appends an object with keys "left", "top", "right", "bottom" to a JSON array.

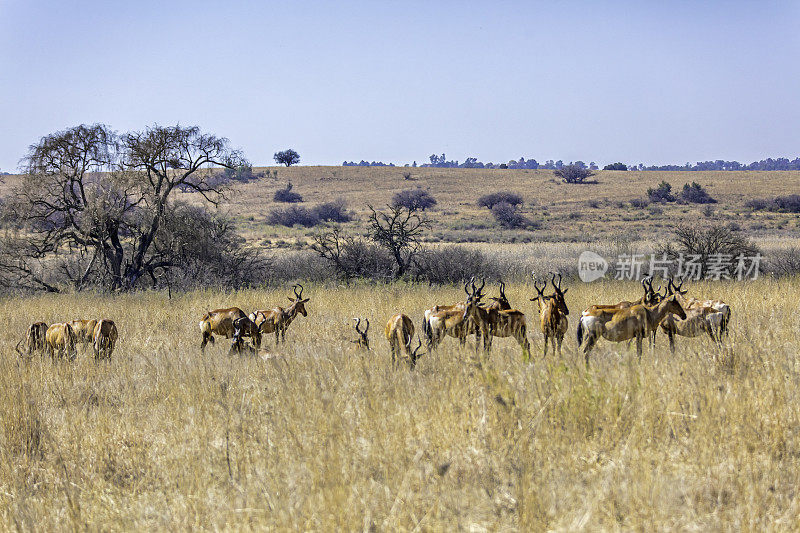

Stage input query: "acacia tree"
[
  {"left": 2, "top": 124, "right": 246, "bottom": 291},
  {"left": 367, "top": 204, "right": 429, "bottom": 279},
  {"left": 274, "top": 149, "right": 300, "bottom": 166}
]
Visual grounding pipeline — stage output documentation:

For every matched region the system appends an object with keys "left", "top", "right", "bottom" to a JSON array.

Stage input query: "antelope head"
[
  {"left": 549, "top": 272, "right": 570, "bottom": 315},
  {"left": 352, "top": 317, "right": 370, "bottom": 349},
  {"left": 529, "top": 279, "right": 551, "bottom": 310},
  {"left": 288, "top": 283, "right": 310, "bottom": 316}
]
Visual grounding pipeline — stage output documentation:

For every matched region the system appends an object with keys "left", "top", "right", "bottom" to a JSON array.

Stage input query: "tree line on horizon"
[{"left": 342, "top": 154, "right": 800, "bottom": 171}]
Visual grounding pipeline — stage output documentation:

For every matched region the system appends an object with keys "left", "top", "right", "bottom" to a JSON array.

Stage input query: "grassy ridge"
[{"left": 1, "top": 279, "right": 798, "bottom": 529}]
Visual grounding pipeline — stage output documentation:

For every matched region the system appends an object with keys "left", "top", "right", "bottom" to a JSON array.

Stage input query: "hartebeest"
[
  {"left": 530, "top": 273, "right": 569, "bottom": 356},
  {"left": 578, "top": 295, "right": 687, "bottom": 365},
  {"left": 463, "top": 281, "right": 531, "bottom": 361},
  {"left": 667, "top": 278, "right": 731, "bottom": 339},
  {"left": 45, "top": 323, "right": 77, "bottom": 361},
  {"left": 92, "top": 319, "right": 118, "bottom": 360},
  {"left": 249, "top": 284, "right": 310, "bottom": 344},
  {"left": 385, "top": 313, "right": 423, "bottom": 369},
  {"left": 351, "top": 318, "right": 370, "bottom": 349},
  {"left": 200, "top": 307, "right": 262, "bottom": 353},
  {"left": 69, "top": 319, "right": 98, "bottom": 347},
  {"left": 228, "top": 316, "right": 262, "bottom": 356},
  {"left": 15, "top": 322, "right": 48, "bottom": 358},
  {"left": 423, "top": 279, "right": 482, "bottom": 350}
]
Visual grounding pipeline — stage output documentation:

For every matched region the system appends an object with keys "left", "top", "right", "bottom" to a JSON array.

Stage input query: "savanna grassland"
[
  {"left": 215, "top": 166, "right": 800, "bottom": 248},
  {"left": 2, "top": 279, "right": 800, "bottom": 530}
]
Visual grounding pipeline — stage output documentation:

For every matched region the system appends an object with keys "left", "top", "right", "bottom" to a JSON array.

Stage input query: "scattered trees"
[
  {"left": 647, "top": 181, "right": 676, "bottom": 203},
  {"left": 603, "top": 162, "right": 628, "bottom": 171},
  {"left": 274, "top": 149, "right": 300, "bottom": 167},
  {"left": 367, "top": 205, "right": 429, "bottom": 279}
]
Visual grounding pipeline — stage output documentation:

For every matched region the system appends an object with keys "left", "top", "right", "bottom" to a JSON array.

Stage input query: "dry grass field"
[{"left": 2, "top": 278, "right": 800, "bottom": 530}]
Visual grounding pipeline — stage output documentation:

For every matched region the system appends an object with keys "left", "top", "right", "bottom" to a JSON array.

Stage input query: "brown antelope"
[
  {"left": 45, "top": 323, "right": 77, "bottom": 361},
  {"left": 69, "top": 319, "right": 98, "bottom": 347},
  {"left": 351, "top": 318, "right": 370, "bottom": 349},
  {"left": 249, "top": 284, "right": 310, "bottom": 344},
  {"left": 658, "top": 278, "right": 725, "bottom": 351},
  {"left": 92, "top": 319, "right": 118, "bottom": 360},
  {"left": 200, "top": 307, "right": 262, "bottom": 353},
  {"left": 462, "top": 282, "right": 531, "bottom": 361},
  {"left": 486, "top": 280, "right": 513, "bottom": 311},
  {"left": 16, "top": 322, "right": 48, "bottom": 358},
  {"left": 228, "top": 316, "right": 262, "bottom": 356},
  {"left": 423, "top": 279, "right": 483, "bottom": 350},
  {"left": 579, "top": 295, "right": 687, "bottom": 365},
  {"left": 530, "top": 273, "right": 569, "bottom": 356},
  {"left": 667, "top": 278, "right": 730, "bottom": 339},
  {"left": 385, "top": 313, "right": 423, "bottom": 369},
  {"left": 577, "top": 277, "right": 664, "bottom": 351}
]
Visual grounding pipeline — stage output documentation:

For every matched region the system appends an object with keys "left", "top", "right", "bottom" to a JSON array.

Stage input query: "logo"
[{"left": 578, "top": 251, "right": 608, "bottom": 282}]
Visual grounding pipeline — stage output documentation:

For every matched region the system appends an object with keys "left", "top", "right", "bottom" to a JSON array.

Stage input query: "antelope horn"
[
  {"left": 353, "top": 317, "right": 361, "bottom": 332},
  {"left": 465, "top": 280, "right": 472, "bottom": 296},
  {"left": 477, "top": 277, "right": 485, "bottom": 294},
  {"left": 556, "top": 273, "right": 563, "bottom": 291},
  {"left": 499, "top": 280, "right": 506, "bottom": 298},
  {"left": 294, "top": 283, "right": 304, "bottom": 299},
  {"left": 364, "top": 318, "right": 369, "bottom": 333}
]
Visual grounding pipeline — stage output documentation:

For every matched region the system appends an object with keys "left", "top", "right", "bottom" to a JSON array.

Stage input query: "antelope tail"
[
  {"left": 576, "top": 319, "right": 583, "bottom": 347},
  {"left": 422, "top": 315, "right": 432, "bottom": 345}
]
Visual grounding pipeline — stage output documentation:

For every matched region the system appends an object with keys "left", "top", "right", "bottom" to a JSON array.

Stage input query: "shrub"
[
  {"left": 312, "top": 199, "right": 352, "bottom": 223},
  {"left": 477, "top": 191, "right": 523, "bottom": 209},
  {"left": 744, "top": 195, "right": 800, "bottom": 213},
  {"left": 554, "top": 165, "right": 595, "bottom": 183},
  {"left": 268, "top": 206, "right": 319, "bottom": 227},
  {"left": 223, "top": 163, "right": 261, "bottom": 182},
  {"left": 630, "top": 198, "right": 649, "bottom": 209},
  {"left": 681, "top": 182, "right": 717, "bottom": 204},
  {"left": 768, "top": 247, "right": 800, "bottom": 276},
  {"left": 657, "top": 224, "right": 761, "bottom": 273},
  {"left": 392, "top": 189, "right": 437, "bottom": 211},
  {"left": 492, "top": 202, "right": 531, "bottom": 229},
  {"left": 647, "top": 181, "right": 675, "bottom": 203},
  {"left": 273, "top": 182, "right": 303, "bottom": 203},
  {"left": 413, "top": 246, "right": 503, "bottom": 284},
  {"left": 603, "top": 162, "right": 628, "bottom": 171}
]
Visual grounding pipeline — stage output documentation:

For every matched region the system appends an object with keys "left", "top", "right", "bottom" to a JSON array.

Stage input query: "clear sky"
[{"left": 1, "top": 1, "right": 798, "bottom": 171}]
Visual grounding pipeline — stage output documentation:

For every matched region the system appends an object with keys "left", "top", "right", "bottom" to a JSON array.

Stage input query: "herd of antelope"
[{"left": 12, "top": 277, "right": 731, "bottom": 368}]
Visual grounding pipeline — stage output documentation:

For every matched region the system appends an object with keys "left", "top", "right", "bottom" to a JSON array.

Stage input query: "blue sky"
[{"left": 1, "top": 1, "right": 798, "bottom": 171}]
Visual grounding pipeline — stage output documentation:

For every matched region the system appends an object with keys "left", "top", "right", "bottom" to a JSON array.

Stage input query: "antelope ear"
[
  {"left": 530, "top": 297, "right": 538, "bottom": 301},
  {"left": 301, "top": 298, "right": 310, "bottom": 303},
  {"left": 287, "top": 297, "right": 293, "bottom": 301},
  {"left": 562, "top": 288, "right": 569, "bottom": 294}
]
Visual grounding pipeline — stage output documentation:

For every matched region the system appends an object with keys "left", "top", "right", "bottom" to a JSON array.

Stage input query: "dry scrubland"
[
  {"left": 2, "top": 279, "right": 800, "bottom": 530},
  {"left": 218, "top": 167, "right": 800, "bottom": 245}
]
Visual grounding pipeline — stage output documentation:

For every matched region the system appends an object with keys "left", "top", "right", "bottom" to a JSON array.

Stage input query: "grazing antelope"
[
  {"left": 15, "top": 322, "right": 48, "bottom": 358},
  {"left": 45, "top": 323, "right": 77, "bottom": 361},
  {"left": 69, "top": 319, "right": 98, "bottom": 347},
  {"left": 530, "top": 273, "right": 569, "bottom": 356},
  {"left": 423, "top": 279, "right": 483, "bottom": 350},
  {"left": 351, "top": 318, "right": 370, "bottom": 349},
  {"left": 200, "top": 307, "right": 262, "bottom": 353},
  {"left": 249, "top": 284, "right": 310, "bottom": 344},
  {"left": 579, "top": 295, "right": 687, "bottom": 365},
  {"left": 463, "top": 282, "right": 531, "bottom": 361},
  {"left": 385, "top": 313, "right": 423, "bottom": 368},
  {"left": 92, "top": 319, "right": 118, "bottom": 360},
  {"left": 659, "top": 306, "right": 717, "bottom": 352},
  {"left": 228, "top": 316, "right": 262, "bottom": 356}
]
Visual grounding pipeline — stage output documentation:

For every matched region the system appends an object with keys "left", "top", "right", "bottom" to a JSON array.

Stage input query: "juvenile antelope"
[
  {"left": 92, "top": 319, "right": 118, "bottom": 360},
  {"left": 579, "top": 295, "right": 686, "bottom": 365},
  {"left": 351, "top": 318, "right": 370, "bottom": 349},
  {"left": 228, "top": 316, "right": 262, "bottom": 356},
  {"left": 249, "top": 284, "right": 310, "bottom": 344},
  {"left": 530, "top": 273, "right": 569, "bottom": 356},
  {"left": 16, "top": 322, "right": 48, "bottom": 359},
  {"left": 385, "top": 313, "right": 424, "bottom": 369}
]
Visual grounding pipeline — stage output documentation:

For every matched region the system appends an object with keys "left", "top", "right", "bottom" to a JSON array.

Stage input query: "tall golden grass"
[{"left": 1, "top": 279, "right": 799, "bottom": 529}]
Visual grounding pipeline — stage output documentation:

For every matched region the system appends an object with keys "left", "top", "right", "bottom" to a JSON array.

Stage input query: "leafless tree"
[
  {"left": 367, "top": 204, "right": 429, "bottom": 279},
  {"left": 1, "top": 124, "right": 247, "bottom": 291}
]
